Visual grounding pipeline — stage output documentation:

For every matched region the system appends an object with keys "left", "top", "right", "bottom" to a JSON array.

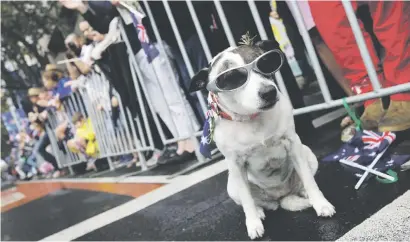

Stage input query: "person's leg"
[
  {"left": 309, "top": 1, "right": 381, "bottom": 99},
  {"left": 38, "top": 134, "right": 60, "bottom": 171},
  {"left": 152, "top": 42, "right": 199, "bottom": 154},
  {"left": 369, "top": 1, "right": 410, "bottom": 132},
  {"left": 277, "top": 1, "right": 315, "bottom": 83},
  {"left": 135, "top": 46, "right": 197, "bottom": 164},
  {"left": 171, "top": 45, "right": 205, "bottom": 123},
  {"left": 309, "top": 27, "right": 353, "bottom": 97},
  {"left": 309, "top": 0, "right": 385, "bottom": 131}
]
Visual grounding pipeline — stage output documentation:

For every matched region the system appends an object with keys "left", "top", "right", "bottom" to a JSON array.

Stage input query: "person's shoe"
[
  {"left": 157, "top": 146, "right": 195, "bottom": 165},
  {"left": 86, "top": 161, "right": 97, "bottom": 171},
  {"left": 127, "top": 157, "right": 139, "bottom": 168},
  {"left": 52, "top": 171, "right": 61, "bottom": 178},
  {"left": 360, "top": 99, "right": 385, "bottom": 130},
  {"left": 378, "top": 100, "right": 410, "bottom": 132},
  {"left": 145, "top": 149, "right": 162, "bottom": 167}
]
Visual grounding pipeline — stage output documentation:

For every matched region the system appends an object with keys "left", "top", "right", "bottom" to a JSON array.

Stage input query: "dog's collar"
[{"left": 208, "top": 92, "right": 259, "bottom": 121}]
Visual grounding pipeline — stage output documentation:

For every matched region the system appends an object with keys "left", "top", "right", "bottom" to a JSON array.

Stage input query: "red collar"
[{"left": 209, "top": 93, "right": 259, "bottom": 121}]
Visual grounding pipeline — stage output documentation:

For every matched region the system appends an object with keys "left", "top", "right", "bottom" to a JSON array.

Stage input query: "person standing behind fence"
[
  {"left": 309, "top": 1, "right": 410, "bottom": 132},
  {"left": 59, "top": 0, "right": 201, "bottom": 165},
  {"left": 59, "top": 0, "right": 165, "bottom": 160},
  {"left": 274, "top": 0, "right": 350, "bottom": 99},
  {"left": 64, "top": 34, "right": 93, "bottom": 80}
]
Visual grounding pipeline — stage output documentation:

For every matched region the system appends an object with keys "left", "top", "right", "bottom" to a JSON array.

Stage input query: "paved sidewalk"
[{"left": 339, "top": 190, "right": 410, "bottom": 241}]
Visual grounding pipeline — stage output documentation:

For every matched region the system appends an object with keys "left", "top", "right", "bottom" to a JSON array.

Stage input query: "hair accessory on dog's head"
[{"left": 239, "top": 31, "right": 257, "bottom": 46}]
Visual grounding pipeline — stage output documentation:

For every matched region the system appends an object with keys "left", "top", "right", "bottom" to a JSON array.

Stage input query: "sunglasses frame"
[{"left": 207, "top": 49, "right": 284, "bottom": 93}]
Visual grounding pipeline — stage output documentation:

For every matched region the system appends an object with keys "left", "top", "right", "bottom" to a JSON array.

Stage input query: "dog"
[{"left": 189, "top": 39, "right": 335, "bottom": 239}]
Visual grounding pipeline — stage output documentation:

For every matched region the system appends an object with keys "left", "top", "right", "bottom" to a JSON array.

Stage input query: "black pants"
[{"left": 38, "top": 135, "right": 60, "bottom": 171}]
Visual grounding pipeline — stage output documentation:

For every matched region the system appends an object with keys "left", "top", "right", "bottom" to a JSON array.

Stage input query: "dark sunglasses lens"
[
  {"left": 215, "top": 67, "right": 248, "bottom": 90},
  {"left": 256, "top": 51, "right": 283, "bottom": 74}
]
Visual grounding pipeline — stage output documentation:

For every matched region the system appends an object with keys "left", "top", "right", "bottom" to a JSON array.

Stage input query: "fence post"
[
  {"left": 288, "top": 1, "right": 333, "bottom": 103},
  {"left": 142, "top": 0, "right": 205, "bottom": 166},
  {"left": 162, "top": 0, "right": 207, "bottom": 114},
  {"left": 341, "top": 0, "right": 381, "bottom": 91}
]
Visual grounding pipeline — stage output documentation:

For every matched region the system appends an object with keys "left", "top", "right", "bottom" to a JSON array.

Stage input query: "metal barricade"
[
  {"left": 44, "top": 68, "right": 155, "bottom": 174},
  {"left": 46, "top": 0, "right": 409, "bottom": 178},
  {"left": 128, "top": 0, "right": 409, "bottom": 178},
  {"left": 285, "top": 1, "right": 410, "bottom": 114}
]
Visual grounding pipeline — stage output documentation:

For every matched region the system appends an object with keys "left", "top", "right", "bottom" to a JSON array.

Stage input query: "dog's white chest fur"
[
  {"left": 213, "top": 101, "right": 295, "bottom": 190},
  {"left": 191, "top": 44, "right": 335, "bottom": 239}
]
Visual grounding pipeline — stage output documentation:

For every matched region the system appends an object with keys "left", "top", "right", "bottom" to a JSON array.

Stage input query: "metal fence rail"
[
  {"left": 42, "top": 0, "right": 409, "bottom": 177},
  {"left": 44, "top": 70, "right": 153, "bottom": 174}
]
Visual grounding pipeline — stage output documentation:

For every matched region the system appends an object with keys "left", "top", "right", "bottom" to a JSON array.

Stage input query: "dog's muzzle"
[
  {"left": 259, "top": 86, "right": 279, "bottom": 110},
  {"left": 259, "top": 85, "right": 277, "bottom": 102}
]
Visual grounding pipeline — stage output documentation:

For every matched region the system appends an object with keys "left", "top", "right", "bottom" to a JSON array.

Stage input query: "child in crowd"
[
  {"left": 67, "top": 112, "right": 99, "bottom": 171},
  {"left": 42, "top": 64, "right": 72, "bottom": 101}
]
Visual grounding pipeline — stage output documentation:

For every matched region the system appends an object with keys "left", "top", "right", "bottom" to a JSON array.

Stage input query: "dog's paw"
[
  {"left": 256, "top": 206, "right": 265, "bottom": 220},
  {"left": 246, "top": 217, "right": 264, "bottom": 240},
  {"left": 312, "top": 199, "right": 336, "bottom": 217}
]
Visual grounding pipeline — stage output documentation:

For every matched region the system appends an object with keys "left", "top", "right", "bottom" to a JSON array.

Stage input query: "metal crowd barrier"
[
  {"left": 47, "top": 0, "right": 410, "bottom": 177},
  {"left": 45, "top": 69, "right": 154, "bottom": 174},
  {"left": 286, "top": 1, "right": 410, "bottom": 114},
  {"left": 119, "top": 0, "right": 410, "bottom": 178}
]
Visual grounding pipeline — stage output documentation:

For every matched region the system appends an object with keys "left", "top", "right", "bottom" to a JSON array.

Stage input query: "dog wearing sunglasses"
[{"left": 190, "top": 40, "right": 335, "bottom": 239}]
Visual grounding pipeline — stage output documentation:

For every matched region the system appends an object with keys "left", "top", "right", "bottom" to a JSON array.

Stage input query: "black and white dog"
[{"left": 190, "top": 40, "right": 335, "bottom": 239}]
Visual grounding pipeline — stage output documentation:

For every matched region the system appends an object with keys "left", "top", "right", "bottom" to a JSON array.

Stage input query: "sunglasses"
[{"left": 207, "top": 49, "right": 284, "bottom": 92}]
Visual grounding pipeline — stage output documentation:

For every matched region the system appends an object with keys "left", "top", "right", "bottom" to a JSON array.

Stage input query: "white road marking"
[
  {"left": 16, "top": 175, "right": 174, "bottom": 184},
  {"left": 1, "top": 191, "right": 26, "bottom": 207},
  {"left": 39, "top": 160, "right": 227, "bottom": 241}
]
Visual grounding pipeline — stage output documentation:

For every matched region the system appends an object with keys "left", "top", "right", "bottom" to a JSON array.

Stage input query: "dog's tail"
[{"left": 280, "top": 195, "right": 311, "bottom": 211}]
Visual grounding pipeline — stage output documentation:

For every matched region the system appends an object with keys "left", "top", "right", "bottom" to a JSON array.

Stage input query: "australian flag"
[
  {"left": 130, "top": 12, "right": 159, "bottom": 63},
  {"left": 322, "top": 130, "right": 410, "bottom": 177},
  {"left": 200, "top": 116, "right": 214, "bottom": 159}
]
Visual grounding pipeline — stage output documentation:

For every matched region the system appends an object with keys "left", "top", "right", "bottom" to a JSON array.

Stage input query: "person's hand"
[
  {"left": 59, "top": 0, "right": 88, "bottom": 13},
  {"left": 111, "top": 96, "right": 119, "bottom": 107},
  {"left": 111, "top": 0, "right": 121, "bottom": 6},
  {"left": 270, "top": 11, "right": 280, "bottom": 19},
  {"left": 66, "top": 51, "right": 75, "bottom": 59},
  {"left": 40, "top": 111, "right": 48, "bottom": 121}
]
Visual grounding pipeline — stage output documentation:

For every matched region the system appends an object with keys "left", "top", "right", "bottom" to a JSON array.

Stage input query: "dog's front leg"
[
  {"left": 228, "top": 160, "right": 265, "bottom": 239},
  {"left": 287, "top": 135, "right": 336, "bottom": 217}
]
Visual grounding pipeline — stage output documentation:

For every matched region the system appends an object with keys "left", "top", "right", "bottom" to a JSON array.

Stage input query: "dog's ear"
[
  {"left": 189, "top": 68, "right": 209, "bottom": 92},
  {"left": 254, "top": 40, "right": 280, "bottom": 52}
]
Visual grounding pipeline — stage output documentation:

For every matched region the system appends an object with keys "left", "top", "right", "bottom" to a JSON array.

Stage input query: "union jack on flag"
[
  {"left": 322, "top": 130, "right": 410, "bottom": 177},
  {"left": 136, "top": 24, "right": 148, "bottom": 43},
  {"left": 361, "top": 130, "right": 395, "bottom": 151},
  {"left": 130, "top": 12, "right": 159, "bottom": 63}
]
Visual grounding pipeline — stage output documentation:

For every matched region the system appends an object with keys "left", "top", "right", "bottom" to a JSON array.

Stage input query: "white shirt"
[{"left": 80, "top": 44, "right": 94, "bottom": 66}]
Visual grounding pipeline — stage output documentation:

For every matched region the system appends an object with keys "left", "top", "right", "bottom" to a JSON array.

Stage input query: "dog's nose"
[{"left": 258, "top": 85, "right": 277, "bottom": 101}]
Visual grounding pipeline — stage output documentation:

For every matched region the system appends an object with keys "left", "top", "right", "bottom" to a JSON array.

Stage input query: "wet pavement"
[
  {"left": 75, "top": 165, "right": 410, "bottom": 241},
  {"left": 1, "top": 120, "right": 409, "bottom": 241},
  {"left": 1, "top": 189, "right": 132, "bottom": 241}
]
